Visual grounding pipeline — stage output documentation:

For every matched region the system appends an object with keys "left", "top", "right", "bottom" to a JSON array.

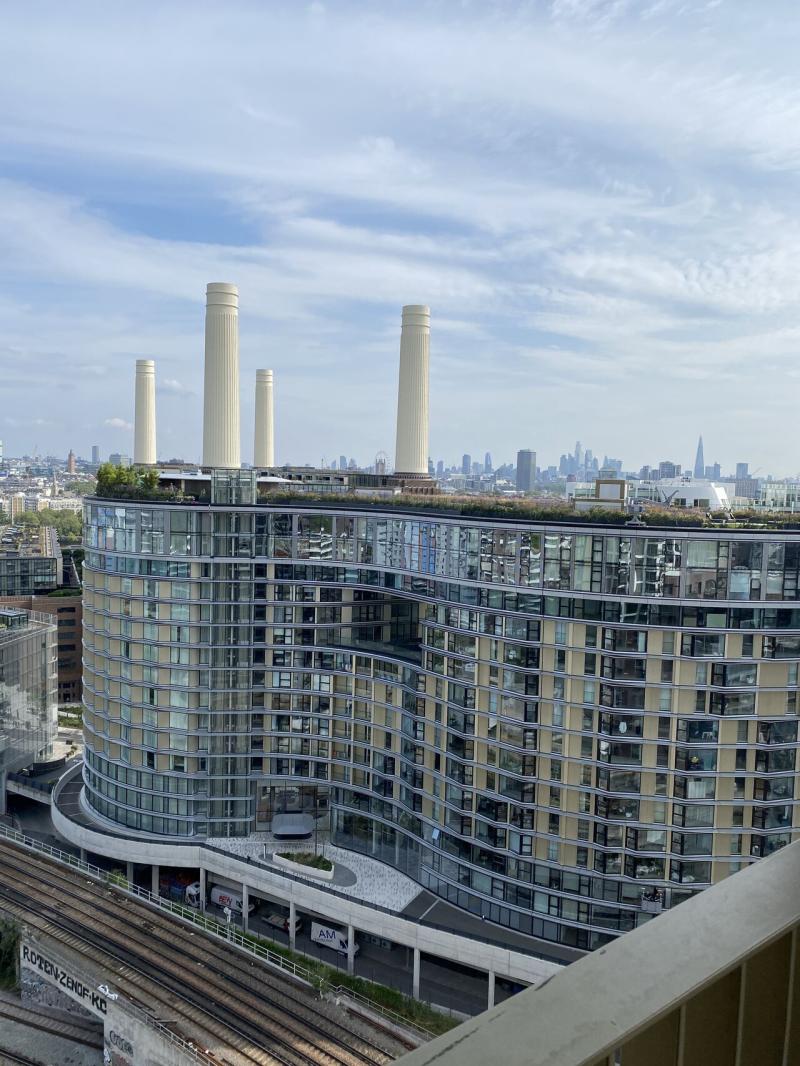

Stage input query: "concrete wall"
[
  {"left": 19, "top": 934, "right": 198, "bottom": 1066},
  {"left": 0, "top": 593, "right": 82, "bottom": 704},
  {"left": 106, "top": 1001, "right": 198, "bottom": 1066},
  {"left": 52, "top": 788, "right": 559, "bottom": 988}
]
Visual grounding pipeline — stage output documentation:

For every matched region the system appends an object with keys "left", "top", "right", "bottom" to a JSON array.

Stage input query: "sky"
[{"left": 1, "top": 1, "right": 799, "bottom": 474}]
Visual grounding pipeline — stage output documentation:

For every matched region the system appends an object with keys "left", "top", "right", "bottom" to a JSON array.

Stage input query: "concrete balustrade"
[{"left": 51, "top": 770, "right": 560, "bottom": 999}]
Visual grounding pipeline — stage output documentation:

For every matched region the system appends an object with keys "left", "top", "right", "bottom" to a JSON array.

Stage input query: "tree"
[
  {"left": 38, "top": 508, "right": 82, "bottom": 542},
  {"left": 16, "top": 511, "right": 42, "bottom": 527},
  {"left": 96, "top": 462, "right": 166, "bottom": 501}
]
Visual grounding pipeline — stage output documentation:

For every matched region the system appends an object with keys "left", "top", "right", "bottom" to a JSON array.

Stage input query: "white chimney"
[
  {"left": 134, "top": 359, "right": 156, "bottom": 465},
  {"left": 202, "top": 282, "right": 241, "bottom": 468},
  {"left": 254, "top": 369, "right": 275, "bottom": 468},
  {"left": 394, "top": 305, "right": 430, "bottom": 475}
]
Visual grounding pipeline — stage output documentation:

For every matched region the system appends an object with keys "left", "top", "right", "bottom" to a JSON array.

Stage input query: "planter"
[{"left": 273, "top": 853, "right": 335, "bottom": 882}]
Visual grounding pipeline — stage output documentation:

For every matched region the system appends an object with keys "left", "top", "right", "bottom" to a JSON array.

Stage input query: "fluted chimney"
[
  {"left": 254, "top": 369, "right": 275, "bottom": 468},
  {"left": 394, "top": 305, "right": 430, "bottom": 475},
  {"left": 202, "top": 283, "right": 241, "bottom": 468},
  {"left": 134, "top": 359, "right": 156, "bottom": 465}
]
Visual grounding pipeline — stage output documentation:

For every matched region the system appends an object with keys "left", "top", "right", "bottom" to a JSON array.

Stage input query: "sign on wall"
[{"left": 20, "top": 941, "right": 108, "bottom": 1017}]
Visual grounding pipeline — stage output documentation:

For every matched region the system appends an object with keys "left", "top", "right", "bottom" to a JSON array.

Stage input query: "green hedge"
[
  {"left": 277, "top": 851, "right": 333, "bottom": 871},
  {"left": 259, "top": 491, "right": 752, "bottom": 529},
  {"left": 234, "top": 928, "right": 458, "bottom": 1035}
]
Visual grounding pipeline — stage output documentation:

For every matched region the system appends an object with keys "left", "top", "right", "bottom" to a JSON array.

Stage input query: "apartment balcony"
[{"left": 399, "top": 839, "right": 800, "bottom": 1066}]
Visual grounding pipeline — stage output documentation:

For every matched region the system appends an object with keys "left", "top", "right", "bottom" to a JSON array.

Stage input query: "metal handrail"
[
  {"left": 52, "top": 763, "right": 567, "bottom": 967},
  {"left": 0, "top": 822, "right": 434, "bottom": 1039}
]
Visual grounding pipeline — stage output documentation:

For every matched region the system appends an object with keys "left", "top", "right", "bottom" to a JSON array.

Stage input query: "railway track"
[
  {"left": 4, "top": 854, "right": 399, "bottom": 1063},
  {"left": 0, "top": 838, "right": 404, "bottom": 1066},
  {"left": 0, "top": 1048, "right": 51, "bottom": 1066},
  {"left": 0, "top": 996, "right": 103, "bottom": 1049}
]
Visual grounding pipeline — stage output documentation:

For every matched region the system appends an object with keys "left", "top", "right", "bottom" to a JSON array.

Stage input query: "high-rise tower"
[
  {"left": 517, "top": 449, "right": 535, "bottom": 491},
  {"left": 134, "top": 359, "right": 157, "bottom": 465},
  {"left": 202, "top": 283, "right": 241, "bottom": 469},
  {"left": 394, "top": 305, "right": 430, "bottom": 475},
  {"left": 694, "top": 435, "right": 705, "bottom": 479}
]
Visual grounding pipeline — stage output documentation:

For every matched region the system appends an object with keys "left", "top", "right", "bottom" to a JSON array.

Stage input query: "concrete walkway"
[{"left": 206, "top": 834, "right": 423, "bottom": 910}]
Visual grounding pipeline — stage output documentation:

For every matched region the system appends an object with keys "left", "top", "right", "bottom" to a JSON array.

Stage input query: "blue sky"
[{"left": 1, "top": 0, "right": 799, "bottom": 473}]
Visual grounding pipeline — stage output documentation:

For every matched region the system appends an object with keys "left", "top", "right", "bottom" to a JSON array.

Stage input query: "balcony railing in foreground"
[{"left": 398, "top": 838, "right": 800, "bottom": 1066}]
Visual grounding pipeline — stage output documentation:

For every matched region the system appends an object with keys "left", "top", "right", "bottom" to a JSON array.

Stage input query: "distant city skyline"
[
  {"left": 3, "top": 5, "right": 800, "bottom": 470},
  {"left": 0, "top": 434, "right": 774, "bottom": 484}
]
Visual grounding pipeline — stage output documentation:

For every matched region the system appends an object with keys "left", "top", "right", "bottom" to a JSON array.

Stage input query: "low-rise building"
[
  {"left": 0, "top": 607, "right": 58, "bottom": 811},
  {"left": 629, "top": 478, "right": 730, "bottom": 511},
  {"left": 0, "top": 525, "right": 62, "bottom": 596},
  {"left": 44, "top": 497, "right": 84, "bottom": 513},
  {"left": 755, "top": 480, "right": 800, "bottom": 512},
  {"left": 0, "top": 593, "right": 82, "bottom": 705},
  {"left": 568, "top": 479, "right": 627, "bottom": 512}
]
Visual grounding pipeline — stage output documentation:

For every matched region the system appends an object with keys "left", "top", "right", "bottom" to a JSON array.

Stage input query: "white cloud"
[
  {"left": 0, "top": 2, "right": 799, "bottom": 469},
  {"left": 159, "top": 378, "right": 194, "bottom": 396},
  {"left": 104, "top": 417, "right": 133, "bottom": 431}
]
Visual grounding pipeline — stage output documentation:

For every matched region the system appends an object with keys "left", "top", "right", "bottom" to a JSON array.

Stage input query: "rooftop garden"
[
  {"left": 95, "top": 462, "right": 187, "bottom": 502},
  {"left": 264, "top": 491, "right": 800, "bottom": 530},
  {"left": 90, "top": 471, "right": 800, "bottom": 531}
]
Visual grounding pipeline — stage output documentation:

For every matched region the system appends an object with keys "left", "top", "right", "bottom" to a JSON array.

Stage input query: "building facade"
[
  {"left": 0, "top": 607, "right": 58, "bottom": 808},
  {"left": 516, "top": 450, "right": 535, "bottom": 492},
  {"left": 81, "top": 478, "right": 800, "bottom": 953},
  {"left": 693, "top": 436, "right": 704, "bottom": 480},
  {"left": 0, "top": 594, "right": 82, "bottom": 705},
  {"left": 0, "top": 526, "right": 62, "bottom": 596}
]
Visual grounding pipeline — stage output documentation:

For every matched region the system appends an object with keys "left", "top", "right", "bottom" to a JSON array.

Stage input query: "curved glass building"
[{"left": 81, "top": 473, "right": 800, "bottom": 951}]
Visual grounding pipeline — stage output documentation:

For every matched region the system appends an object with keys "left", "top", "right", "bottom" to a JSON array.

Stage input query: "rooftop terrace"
[
  {"left": 91, "top": 475, "right": 800, "bottom": 534},
  {"left": 0, "top": 524, "right": 60, "bottom": 558}
]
